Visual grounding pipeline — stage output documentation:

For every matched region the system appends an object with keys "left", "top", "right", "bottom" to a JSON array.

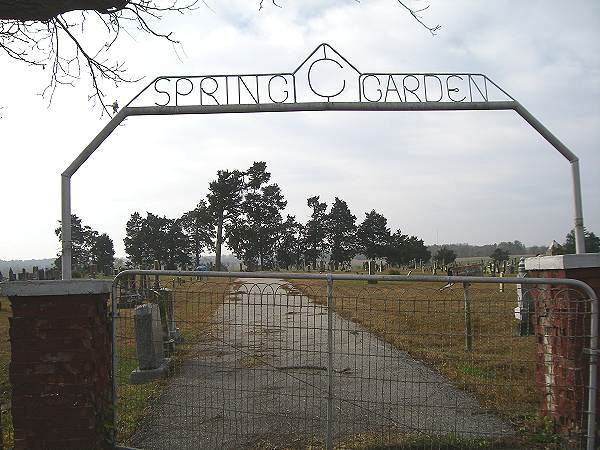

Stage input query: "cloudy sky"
[{"left": 1, "top": 0, "right": 599, "bottom": 260}]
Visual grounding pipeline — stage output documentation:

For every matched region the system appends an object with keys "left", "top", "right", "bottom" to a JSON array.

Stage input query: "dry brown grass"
[
  {"left": 114, "top": 276, "right": 231, "bottom": 444},
  {"left": 288, "top": 274, "right": 540, "bottom": 430}
]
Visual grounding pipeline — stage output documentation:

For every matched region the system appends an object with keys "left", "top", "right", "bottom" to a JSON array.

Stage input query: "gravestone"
[
  {"left": 32, "top": 266, "right": 39, "bottom": 280},
  {"left": 9, "top": 268, "right": 15, "bottom": 281},
  {"left": 130, "top": 303, "right": 171, "bottom": 384},
  {"left": 162, "top": 288, "right": 182, "bottom": 344}
]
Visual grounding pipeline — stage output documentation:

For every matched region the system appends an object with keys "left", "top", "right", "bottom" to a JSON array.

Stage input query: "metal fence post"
[
  {"left": 326, "top": 274, "right": 334, "bottom": 450},
  {"left": 110, "top": 282, "right": 118, "bottom": 446},
  {"left": 463, "top": 282, "right": 473, "bottom": 352}
]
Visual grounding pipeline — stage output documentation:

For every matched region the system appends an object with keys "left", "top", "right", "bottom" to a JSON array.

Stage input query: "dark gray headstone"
[{"left": 133, "top": 303, "right": 164, "bottom": 370}]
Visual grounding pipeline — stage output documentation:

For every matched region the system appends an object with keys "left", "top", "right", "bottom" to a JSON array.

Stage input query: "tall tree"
[
  {"left": 164, "top": 218, "right": 190, "bottom": 270},
  {"left": 55, "top": 214, "right": 114, "bottom": 275},
  {"left": 124, "top": 211, "right": 145, "bottom": 267},
  {"left": 124, "top": 212, "right": 190, "bottom": 269},
  {"left": 327, "top": 197, "right": 357, "bottom": 270},
  {"left": 92, "top": 233, "right": 115, "bottom": 275},
  {"left": 304, "top": 196, "right": 328, "bottom": 270},
  {"left": 227, "top": 162, "right": 286, "bottom": 270},
  {"left": 563, "top": 227, "right": 600, "bottom": 254},
  {"left": 55, "top": 214, "right": 99, "bottom": 273},
  {"left": 276, "top": 215, "right": 304, "bottom": 270},
  {"left": 181, "top": 200, "right": 214, "bottom": 267},
  {"left": 386, "top": 229, "right": 408, "bottom": 267},
  {"left": 356, "top": 210, "right": 391, "bottom": 260},
  {"left": 207, "top": 169, "right": 244, "bottom": 271},
  {"left": 405, "top": 235, "right": 431, "bottom": 264}
]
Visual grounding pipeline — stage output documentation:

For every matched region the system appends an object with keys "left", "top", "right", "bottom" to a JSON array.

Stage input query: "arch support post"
[
  {"left": 61, "top": 174, "right": 72, "bottom": 280},
  {"left": 571, "top": 160, "right": 586, "bottom": 254},
  {"left": 514, "top": 102, "right": 586, "bottom": 254}
]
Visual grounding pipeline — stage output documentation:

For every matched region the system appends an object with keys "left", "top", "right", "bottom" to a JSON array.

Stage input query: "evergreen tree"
[
  {"left": 327, "top": 197, "right": 357, "bottom": 270},
  {"left": 405, "top": 236, "right": 431, "bottom": 264},
  {"left": 386, "top": 229, "right": 408, "bottom": 267},
  {"left": 164, "top": 218, "right": 190, "bottom": 270},
  {"left": 563, "top": 227, "right": 600, "bottom": 254},
  {"left": 276, "top": 215, "right": 304, "bottom": 270},
  {"left": 207, "top": 169, "right": 244, "bottom": 271},
  {"left": 181, "top": 200, "right": 214, "bottom": 267},
  {"left": 55, "top": 214, "right": 100, "bottom": 274},
  {"left": 304, "top": 196, "right": 328, "bottom": 269},
  {"left": 227, "top": 162, "right": 287, "bottom": 270},
  {"left": 92, "top": 233, "right": 115, "bottom": 275},
  {"left": 356, "top": 210, "right": 391, "bottom": 260},
  {"left": 124, "top": 212, "right": 190, "bottom": 269},
  {"left": 124, "top": 212, "right": 145, "bottom": 267}
]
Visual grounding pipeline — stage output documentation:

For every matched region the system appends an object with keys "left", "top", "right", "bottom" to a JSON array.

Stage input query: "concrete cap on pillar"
[
  {"left": 525, "top": 253, "right": 600, "bottom": 271},
  {"left": 0, "top": 279, "right": 112, "bottom": 297}
]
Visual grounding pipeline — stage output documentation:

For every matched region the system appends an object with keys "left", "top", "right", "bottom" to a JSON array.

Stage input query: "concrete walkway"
[{"left": 132, "top": 278, "right": 513, "bottom": 449}]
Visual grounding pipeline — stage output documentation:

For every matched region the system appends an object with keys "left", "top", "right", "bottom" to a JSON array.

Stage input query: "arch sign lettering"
[
  {"left": 129, "top": 43, "right": 509, "bottom": 108},
  {"left": 61, "top": 43, "right": 587, "bottom": 279}
]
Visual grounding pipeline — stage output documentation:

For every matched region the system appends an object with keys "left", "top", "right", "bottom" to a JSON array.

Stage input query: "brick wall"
[
  {"left": 8, "top": 293, "right": 111, "bottom": 450},
  {"left": 528, "top": 267, "right": 599, "bottom": 441}
]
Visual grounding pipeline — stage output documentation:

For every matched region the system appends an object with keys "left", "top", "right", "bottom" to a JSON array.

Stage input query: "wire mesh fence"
[{"left": 111, "top": 272, "right": 597, "bottom": 450}]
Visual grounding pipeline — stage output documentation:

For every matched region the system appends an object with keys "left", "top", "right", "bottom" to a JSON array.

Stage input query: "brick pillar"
[
  {"left": 1, "top": 280, "right": 113, "bottom": 450},
  {"left": 525, "top": 254, "right": 599, "bottom": 441}
]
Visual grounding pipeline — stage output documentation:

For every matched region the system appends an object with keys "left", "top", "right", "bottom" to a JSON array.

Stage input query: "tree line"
[
  {"left": 55, "top": 161, "right": 599, "bottom": 275},
  {"left": 123, "top": 161, "right": 431, "bottom": 271}
]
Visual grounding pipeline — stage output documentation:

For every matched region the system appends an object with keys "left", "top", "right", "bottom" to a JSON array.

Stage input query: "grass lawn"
[{"left": 286, "top": 270, "right": 561, "bottom": 448}]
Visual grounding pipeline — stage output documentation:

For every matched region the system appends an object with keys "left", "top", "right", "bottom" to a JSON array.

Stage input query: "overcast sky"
[{"left": 1, "top": 0, "right": 599, "bottom": 260}]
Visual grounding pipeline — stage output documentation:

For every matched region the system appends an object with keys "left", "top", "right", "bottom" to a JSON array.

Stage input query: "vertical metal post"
[
  {"left": 586, "top": 291, "right": 598, "bottom": 450},
  {"left": 61, "top": 175, "right": 72, "bottom": 280},
  {"left": 110, "top": 282, "right": 118, "bottom": 445},
  {"left": 571, "top": 160, "right": 586, "bottom": 254},
  {"left": 326, "top": 274, "right": 334, "bottom": 450},
  {"left": 463, "top": 282, "right": 473, "bottom": 352},
  {"left": 154, "top": 260, "right": 160, "bottom": 289}
]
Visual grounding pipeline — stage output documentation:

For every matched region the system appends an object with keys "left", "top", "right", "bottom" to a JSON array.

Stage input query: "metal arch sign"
[
  {"left": 61, "top": 43, "right": 587, "bottom": 284},
  {"left": 127, "top": 43, "right": 513, "bottom": 108}
]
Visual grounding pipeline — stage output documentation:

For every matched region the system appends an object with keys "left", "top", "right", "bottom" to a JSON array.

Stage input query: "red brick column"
[
  {"left": 526, "top": 254, "right": 599, "bottom": 442},
  {"left": 1, "top": 280, "right": 113, "bottom": 450}
]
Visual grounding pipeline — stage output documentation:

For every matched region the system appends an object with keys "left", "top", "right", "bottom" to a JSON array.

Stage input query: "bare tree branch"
[
  {"left": 394, "top": 0, "right": 440, "bottom": 35},
  {"left": 0, "top": 0, "right": 439, "bottom": 116},
  {"left": 1, "top": 0, "right": 197, "bottom": 115}
]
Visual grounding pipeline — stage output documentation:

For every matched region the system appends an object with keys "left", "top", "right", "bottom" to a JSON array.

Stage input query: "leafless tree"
[
  {"left": 1, "top": 0, "right": 198, "bottom": 114},
  {"left": 0, "top": 0, "right": 439, "bottom": 115}
]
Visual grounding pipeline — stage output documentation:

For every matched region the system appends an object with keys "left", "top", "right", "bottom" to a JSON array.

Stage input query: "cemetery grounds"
[
  {"left": 286, "top": 271, "right": 562, "bottom": 448},
  {"left": 0, "top": 272, "right": 574, "bottom": 448}
]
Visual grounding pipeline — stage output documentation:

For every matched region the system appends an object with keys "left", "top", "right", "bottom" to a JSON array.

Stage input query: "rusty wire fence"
[{"left": 111, "top": 271, "right": 597, "bottom": 450}]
